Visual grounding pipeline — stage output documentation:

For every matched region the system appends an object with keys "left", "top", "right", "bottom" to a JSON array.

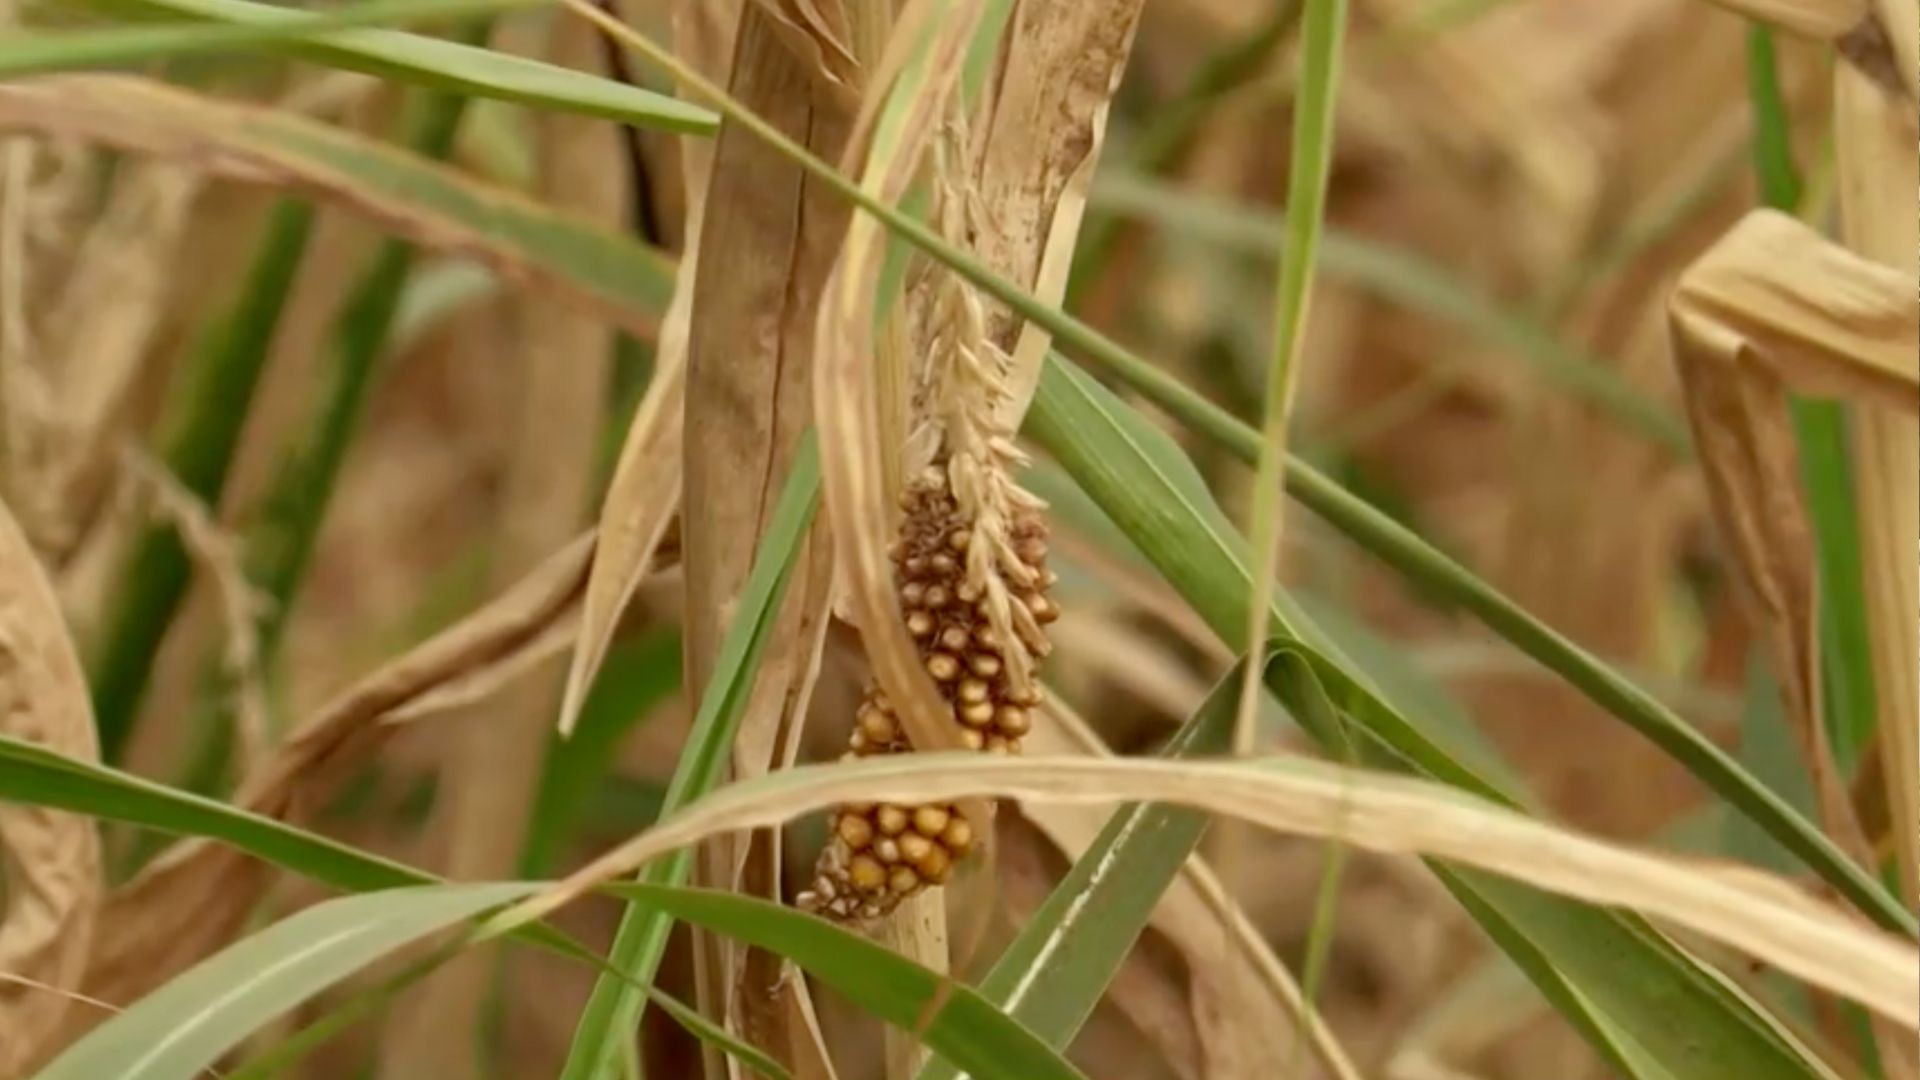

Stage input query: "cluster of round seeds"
[{"left": 797, "top": 469, "right": 1056, "bottom": 921}]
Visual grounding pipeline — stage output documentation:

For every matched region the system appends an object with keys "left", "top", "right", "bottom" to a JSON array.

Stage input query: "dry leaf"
[
  {"left": 1669, "top": 209, "right": 1918, "bottom": 875},
  {"left": 812, "top": 0, "right": 992, "bottom": 770},
  {"left": 40, "top": 163, "right": 198, "bottom": 559},
  {"left": 676, "top": 4, "right": 853, "bottom": 1073},
  {"left": 1706, "top": 0, "right": 1870, "bottom": 38},
  {"left": 966, "top": 0, "right": 1147, "bottom": 425},
  {"left": 0, "top": 496, "right": 102, "bottom": 1078},
  {"left": 0, "top": 76, "right": 670, "bottom": 342},
  {"left": 518, "top": 752, "right": 1920, "bottom": 1030},
  {"left": 1831, "top": 19, "right": 1920, "bottom": 916}
]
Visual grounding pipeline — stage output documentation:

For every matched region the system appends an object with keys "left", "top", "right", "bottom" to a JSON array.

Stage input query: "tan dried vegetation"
[{"left": 0, "top": 0, "right": 1913, "bottom": 1078}]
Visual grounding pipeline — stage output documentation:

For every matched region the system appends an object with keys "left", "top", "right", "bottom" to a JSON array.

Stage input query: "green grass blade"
[
  {"left": 86, "top": 0, "right": 716, "bottom": 133},
  {"left": 559, "top": 434, "right": 821, "bottom": 1080},
  {"left": 603, "top": 885, "right": 1089, "bottom": 1080},
  {"left": 0, "top": 732, "right": 431, "bottom": 890},
  {"left": 1744, "top": 22, "right": 1878, "bottom": 772},
  {"left": 520, "top": 629, "right": 682, "bottom": 877},
  {"left": 1744, "top": 25, "right": 1803, "bottom": 211},
  {"left": 1237, "top": 0, "right": 1345, "bottom": 754},
  {"left": 0, "top": 734, "right": 786, "bottom": 1079},
  {"left": 1029, "top": 354, "right": 1910, "bottom": 936},
  {"left": 1087, "top": 175, "right": 1692, "bottom": 455},
  {"left": 87, "top": 201, "right": 316, "bottom": 760},
  {"left": 0, "top": 0, "right": 538, "bottom": 76},
  {"left": 34, "top": 883, "right": 538, "bottom": 1080},
  {"left": 915, "top": 655, "right": 1240, "bottom": 1080},
  {"left": 1022, "top": 356, "right": 1845, "bottom": 1079},
  {"left": 237, "top": 45, "right": 482, "bottom": 671}
]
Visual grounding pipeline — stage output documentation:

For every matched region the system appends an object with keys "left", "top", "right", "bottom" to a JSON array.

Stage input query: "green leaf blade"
[
  {"left": 37, "top": 883, "right": 536, "bottom": 1080},
  {"left": 606, "top": 885, "right": 1089, "bottom": 1080},
  {"left": 89, "top": 0, "right": 717, "bottom": 133}
]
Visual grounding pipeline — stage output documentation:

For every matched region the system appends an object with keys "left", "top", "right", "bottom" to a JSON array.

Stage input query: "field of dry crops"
[{"left": 0, "top": 1, "right": 1915, "bottom": 1078}]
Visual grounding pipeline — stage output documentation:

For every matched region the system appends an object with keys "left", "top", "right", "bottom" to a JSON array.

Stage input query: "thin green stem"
[
  {"left": 1236, "top": 0, "right": 1347, "bottom": 761},
  {"left": 1745, "top": 21, "right": 1878, "bottom": 773}
]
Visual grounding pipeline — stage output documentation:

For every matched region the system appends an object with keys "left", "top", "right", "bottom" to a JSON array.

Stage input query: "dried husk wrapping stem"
[
  {"left": 675, "top": 3, "right": 853, "bottom": 1075},
  {"left": 1830, "top": 0, "right": 1918, "bottom": 910},
  {"left": 1668, "top": 209, "right": 1916, "bottom": 874},
  {"left": 0, "top": 497, "right": 101, "bottom": 1078}
]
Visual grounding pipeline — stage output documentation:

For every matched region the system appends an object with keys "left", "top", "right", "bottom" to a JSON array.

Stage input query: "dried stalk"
[{"left": 0, "top": 495, "right": 101, "bottom": 1077}]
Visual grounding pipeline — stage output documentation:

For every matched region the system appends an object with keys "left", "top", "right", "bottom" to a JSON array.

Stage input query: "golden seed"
[
  {"left": 844, "top": 800, "right": 873, "bottom": 815},
  {"left": 974, "top": 627, "right": 1001, "bottom": 650},
  {"left": 959, "top": 728, "right": 986, "bottom": 750},
  {"left": 948, "top": 529, "right": 972, "bottom": 551},
  {"left": 899, "top": 832, "right": 933, "bottom": 863},
  {"left": 1041, "top": 570, "right": 1059, "bottom": 587},
  {"left": 912, "top": 806, "right": 951, "bottom": 836},
  {"left": 904, "top": 556, "right": 927, "bottom": 576},
  {"left": 986, "top": 736, "right": 1011, "bottom": 754},
  {"left": 848, "top": 854, "right": 886, "bottom": 891},
  {"left": 930, "top": 553, "right": 957, "bottom": 575},
  {"left": 926, "top": 653, "right": 961, "bottom": 681},
  {"left": 924, "top": 585, "right": 950, "bottom": 609},
  {"left": 940, "top": 626, "right": 971, "bottom": 652},
  {"left": 837, "top": 814, "right": 874, "bottom": 850},
  {"left": 859, "top": 707, "right": 897, "bottom": 743},
  {"left": 943, "top": 817, "right": 974, "bottom": 852},
  {"left": 876, "top": 804, "right": 910, "bottom": 835},
  {"left": 858, "top": 901, "right": 882, "bottom": 919},
  {"left": 968, "top": 652, "right": 1002, "bottom": 677},
  {"left": 889, "top": 866, "right": 922, "bottom": 894},
  {"left": 1011, "top": 683, "right": 1043, "bottom": 706},
  {"left": 848, "top": 731, "right": 868, "bottom": 752},
  {"left": 906, "top": 610, "right": 936, "bottom": 637},
  {"left": 1025, "top": 593, "right": 1058, "bottom": 623},
  {"left": 901, "top": 582, "right": 926, "bottom": 607},
  {"left": 917, "top": 844, "right": 953, "bottom": 883},
  {"left": 874, "top": 837, "right": 901, "bottom": 864},
  {"left": 994, "top": 704, "right": 1031, "bottom": 736},
  {"left": 959, "top": 699, "right": 995, "bottom": 726},
  {"left": 1016, "top": 538, "right": 1048, "bottom": 563},
  {"left": 958, "top": 678, "right": 990, "bottom": 704},
  {"left": 956, "top": 581, "right": 983, "bottom": 603}
]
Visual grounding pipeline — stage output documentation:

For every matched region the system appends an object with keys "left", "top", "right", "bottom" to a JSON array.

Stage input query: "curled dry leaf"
[
  {"left": 753, "top": 0, "right": 861, "bottom": 102},
  {"left": 1668, "top": 208, "right": 1918, "bottom": 872},
  {"left": 516, "top": 752, "right": 1920, "bottom": 1029},
  {"left": 964, "top": 0, "right": 1145, "bottom": 425},
  {"left": 0, "top": 497, "right": 102, "bottom": 1078},
  {"left": 77, "top": 533, "right": 594, "bottom": 1010},
  {"left": 40, "top": 162, "right": 199, "bottom": 559},
  {"left": 812, "top": 0, "right": 986, "bottom": 761},
  {"left": 555, "top": 317, "right": 685, "bottom": 734},
  {"left": 0, "top": 75, "right": 674, "bottom": 342},
  {"left": 1706, "top": 0, "right": 1870, "bottom": 39}
]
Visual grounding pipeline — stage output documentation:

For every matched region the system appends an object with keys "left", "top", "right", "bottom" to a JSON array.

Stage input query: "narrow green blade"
[
  {"left": 916, "top": 657, "right": 1240, "bottom": 1080},
  {"left": 36, "top": 883, "right": 536, "bottom": 1080},
  {"left": 88, "top": 0, "right": 716, "bottom": 132},
  {"left": 1023, "top": 356, "right": 1840, "bottom": 1080},
  {"left": 605, "top": 885, "right": 1089, "bottom": 1080}
]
